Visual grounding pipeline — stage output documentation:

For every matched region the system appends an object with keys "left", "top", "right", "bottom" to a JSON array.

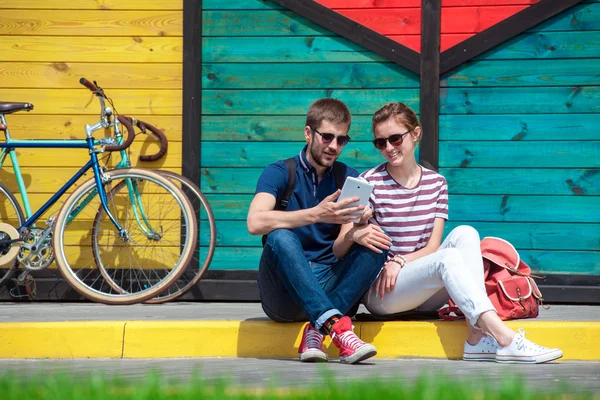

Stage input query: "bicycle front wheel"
[
  {"left": 0, "top": 182, "right": 25, "bottom": 286},
  {"left": 53, "top": 168, "right": 197, "bottom": 305}
]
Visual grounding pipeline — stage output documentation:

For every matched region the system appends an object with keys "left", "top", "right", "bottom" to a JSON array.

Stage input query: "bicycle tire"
[
  {"left": 144, "top": 170, "right": 216, "bottom": 303},
  {"left": 0, "top": 182, "right": 25, "bottom": 287},
  {"left": 52, "top": 168, "right": 197, "bottom": 305}
]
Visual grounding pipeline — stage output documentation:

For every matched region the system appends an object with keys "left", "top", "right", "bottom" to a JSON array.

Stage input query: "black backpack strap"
[
  {"left": 262, "top": 157, "right": 296, "bottom": 246},
  {"left": 333, "top": 161, "right": 346, "bottom": 190},
  {"left": 279, "top": 157, "right": 297, "bottom": 210}
]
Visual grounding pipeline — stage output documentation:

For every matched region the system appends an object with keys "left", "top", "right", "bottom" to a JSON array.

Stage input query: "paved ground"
[
  {"left": 1, "top": 302, "right": 598, "bottom": 322},
  {"left": 0, "top": 358, "right": 598, "bottom": 392}
]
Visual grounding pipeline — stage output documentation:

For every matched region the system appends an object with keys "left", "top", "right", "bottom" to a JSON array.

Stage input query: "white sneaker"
[
  {"left": 496, "top": 328, "right": 563, "bottom": 364},
  {"left": 463, "top": 335, "right": 499, "bottom": 361}
]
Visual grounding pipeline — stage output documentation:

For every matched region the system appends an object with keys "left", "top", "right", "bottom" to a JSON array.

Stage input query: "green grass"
[{"left": 0, "top": 371, "right": 596, "bottom": 400}]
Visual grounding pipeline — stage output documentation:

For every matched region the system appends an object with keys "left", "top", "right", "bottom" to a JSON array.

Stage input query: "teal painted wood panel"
[
  {"left": 439, "top": 142, "right": 600, "bottom": 168},
  {"left": 201, "top": 167, "right": 600, "bottom": 196},
  {"left": 203, "top": 6, "right": 600, "bottom": 36},
  {"left": 477, "top": 31, "right": 600, "bottom": 60},
  {"left": 440, "top": 87, "right": 600, "bottom": 114},
  {"left": 439, "top": 114, "right": 600, "bottom": 141},
  {"left": 441, "top": 59, "right": 600, "bottom": 87},
  {"left": 202, "top": 0, "right": 284, "bottom": 10},
  {"left": 449, "top": 195, "right": 600, "bottom": 223},
  {"left": 202, "top": 115, "right": 379, "bottom": 141},
  {"left": 442, "top": 168, "right": 600, "bottom": 196},
  {"left": 203, "top": 219, "right": 600, "bottom": 251},
  {"left": 530, "top": 4, "right": 600, "bottom": 32},
  {"left": 203, "top": 11, "right": 329, "bottom": 36},
  {"left": 201, "top": 142, "right": 383, "bottom": 168},
  {"left": 202, "top": 37, "right": 385, "bottom": 63},
  {"left": 201, "top": 247, "right": 600, "bottom": 274},
  {"left": 202, "top": 89, "right": 420, "bottom": 115},
  {"left": 203, "top": 63, "right": 419, "bottom": 89},
  {"left": 204, "top": 194, "right": 599, "bottom": 223}
]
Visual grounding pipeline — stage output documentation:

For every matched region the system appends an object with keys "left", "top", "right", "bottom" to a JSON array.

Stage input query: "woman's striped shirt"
[{"left": 360, "top": 163, "right": 448, "bottom": 257}]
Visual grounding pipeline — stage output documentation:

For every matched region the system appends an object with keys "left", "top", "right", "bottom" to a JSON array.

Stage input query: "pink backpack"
[{"left": 439, "top": 237, "right": 545, "bottom": 321}]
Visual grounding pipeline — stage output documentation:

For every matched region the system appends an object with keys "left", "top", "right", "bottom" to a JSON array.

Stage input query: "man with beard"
[{"left": 247, "top": 99, "right": 389, "bottom": 364}]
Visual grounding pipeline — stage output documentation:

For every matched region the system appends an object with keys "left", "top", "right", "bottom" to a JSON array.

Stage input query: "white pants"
[{"left": 363, "top": 225, "right": 496, "bottom": 327}]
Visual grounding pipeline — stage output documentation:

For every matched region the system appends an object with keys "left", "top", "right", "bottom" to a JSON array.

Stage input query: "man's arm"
[{"left": 246, "top": 191, "right": 365, "bottom": 236}]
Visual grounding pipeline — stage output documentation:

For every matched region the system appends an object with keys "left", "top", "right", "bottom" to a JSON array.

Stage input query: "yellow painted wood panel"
[
  {"left": 0, "top": 0, "right": 182, "bottom": 10},
  {"left": 2, "top": 115, "right": 182, "bottom": 140},
  {"left": 0, "top": 36, "right": 181, "bottom": 63},
  {"left": 0, "top": 63, "right": 181, "bottom": 89},
  {"left": 0, "top": 89, "right": 181, "bottom": 115},
  {"left": 1, "top": 142, "right": 182, "bottom": 169},
  {"left": 0, "top": 11, "right": 182, "bottom": 36}
]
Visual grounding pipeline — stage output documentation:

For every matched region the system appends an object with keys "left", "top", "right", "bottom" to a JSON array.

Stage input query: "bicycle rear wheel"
[
  {"left": 0, "top": 182, "right": 24, "bottom": 286},
  {"left": 52, "top": 168, "right": 197, "bottom": 305},
  {"left": 144, "top": 171, "right": 216, "bottom": 303}
]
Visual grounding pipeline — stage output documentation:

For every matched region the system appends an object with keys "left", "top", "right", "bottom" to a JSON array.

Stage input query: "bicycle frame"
[{"left": 0, "top": 114, "right": 124, "bottom": 233}]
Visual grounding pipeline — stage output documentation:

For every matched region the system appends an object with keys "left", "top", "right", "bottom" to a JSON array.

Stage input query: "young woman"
[{"left": 333, "top": 102, "right": 562, "bottom": 364}]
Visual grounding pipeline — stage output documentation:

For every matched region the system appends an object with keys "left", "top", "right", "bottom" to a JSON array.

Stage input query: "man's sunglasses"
[
  {"left": 372, "top": 130, "right": 412, "bottom": 150},
  {"left": 312, "top": 127, "right": 351, "bottom": 147}
]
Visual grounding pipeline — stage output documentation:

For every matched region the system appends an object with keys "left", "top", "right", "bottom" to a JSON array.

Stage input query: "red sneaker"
[
  {"left": 298, "top": 323, "right": 327, "bottom": 362},
  {"left": 330, "top": 316, "right": 377, "bottom": 364}
]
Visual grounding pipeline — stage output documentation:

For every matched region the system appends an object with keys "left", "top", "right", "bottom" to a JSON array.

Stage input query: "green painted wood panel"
[
  {"left": 477, "top": 31, "right": 600, "bottom": 60},
  {"left": 202, "top": 37, "right": 385, "bottom": 63},
  {"left": 442, "top": 168, "right": 600, "bottom": 196},
  {"left": 202, "top": 115, "right": 377, "bottom": 141},
  {"left": 202, "top": 0, "right": 284, "bottom": 10},
  {"left": 442, "top": 59, "right": 600, "bottom": 87},
  {"left": 530, "top": 4, "right": 600, "bottom": 32},
  {"left": 203, "top": 63, "right": 419, "bottom": 89},
  {"left": 201, "top": 247, "right": 600, "bottom": 274},
  {"left": 203, "top": 11, "right": 329, "bottom": 36},
  {"left": 440, "top": 87, "right": 600, "bottom": 114},
  {"left": 201, "top": 167, "right": 600, "bottom": 196},
  {"left": 201, "top": 142, "right": 383, "bottom": 168},
  {"left": 439, "top": 114, "right": 600, "bottom": 141},
  {"left": 203, "top": 220, "right": 600, "bottom": 251},
  {"left": 439, "top": 142, "right": 600, "bottom": 168},
  {"left": 204, "top": 194, "right": 599, "bottom": 223},
  {"left": 202, "top": 89, "right": 420, "bottom": 115}
]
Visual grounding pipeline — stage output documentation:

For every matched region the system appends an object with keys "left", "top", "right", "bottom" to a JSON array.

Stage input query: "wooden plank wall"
[
  {"left": 315, "top": 0, "right": 541, "bottom": 52},
  {"left": 0, "top": 0, "right": 183, "bottom": 220},
  {"left": 202, "top": 0, "right": 420, "bottom": 269},
  {"left": 439, "top": 0, "right": 600, "bottom": 275}
]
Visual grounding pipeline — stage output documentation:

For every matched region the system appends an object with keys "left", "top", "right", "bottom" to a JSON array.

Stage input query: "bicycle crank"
[{"left": 0, "top": 223, "right": 21, "bottom": 268}]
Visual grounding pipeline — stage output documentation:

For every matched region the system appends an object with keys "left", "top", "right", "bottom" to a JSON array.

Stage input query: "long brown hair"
[{"left": 372, "top": 102, "right": 421, "bottom": 142}]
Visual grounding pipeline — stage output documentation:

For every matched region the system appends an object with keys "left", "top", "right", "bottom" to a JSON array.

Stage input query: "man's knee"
[{"left": 265, "top": 229, "right": 300, "bottom": 250}]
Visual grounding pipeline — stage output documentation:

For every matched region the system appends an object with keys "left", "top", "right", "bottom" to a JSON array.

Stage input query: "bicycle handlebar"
[
  {"left": 79, "top": 77, "right": 99, "bottom": 92},
  {"left": 123, "top": 116, "right": 169, "bottom": 162},
  {"left": 104, "top": 115, "right": 135, "bottom": 152}
]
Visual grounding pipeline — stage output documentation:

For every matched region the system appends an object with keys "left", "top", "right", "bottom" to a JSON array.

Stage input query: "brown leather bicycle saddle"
[{"left": 0, "top": 102, "right": 34, "bottom": 114}]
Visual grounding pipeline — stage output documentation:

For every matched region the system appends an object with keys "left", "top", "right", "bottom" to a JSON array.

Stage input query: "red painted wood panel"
[
  {"left": 315, "top": 0, "right": 541, "bottom": 51},
  {"left": 317, "top": 0, "right": 539, "bottom": 8}
]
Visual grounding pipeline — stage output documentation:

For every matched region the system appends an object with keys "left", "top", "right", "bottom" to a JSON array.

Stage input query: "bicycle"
[
  {"left": 95, "top": 115, "right": 216, "bottom": 303},
  {"left": 0, "top": 78, "right": 197, "bottom": 305}
]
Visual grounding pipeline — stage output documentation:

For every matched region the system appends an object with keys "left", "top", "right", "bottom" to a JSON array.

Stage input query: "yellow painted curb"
[
  {"left": 0, "top": 320, "right": 598, "bottom": 360},
  {"left": 0, "top": 321, "right": 125, "bottom": 358}
]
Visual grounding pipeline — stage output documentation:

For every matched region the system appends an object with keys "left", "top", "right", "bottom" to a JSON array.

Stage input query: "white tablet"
[{"left": 338, "top": 176, "right": 374, "bottom": 223}]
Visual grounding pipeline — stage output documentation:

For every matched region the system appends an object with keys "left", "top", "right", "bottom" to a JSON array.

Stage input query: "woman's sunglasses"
[
  {"left": 372, "top": 130, "right": 412, "bottom": 150},
  {"left": 312, "top": 127, "right": 351, "bottom": 147}
]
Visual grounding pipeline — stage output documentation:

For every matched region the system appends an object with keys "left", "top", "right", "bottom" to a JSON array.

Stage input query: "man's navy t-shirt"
[{"left": 255, "top": 146, "right": 359, "bottom": 265}]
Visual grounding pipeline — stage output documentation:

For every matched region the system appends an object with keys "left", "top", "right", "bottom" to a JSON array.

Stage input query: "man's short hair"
[{"left": 305, "top": 98, "right": 351, "bottom": 131}]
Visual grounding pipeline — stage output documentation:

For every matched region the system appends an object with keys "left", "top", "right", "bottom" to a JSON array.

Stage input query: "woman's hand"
[
  {"left": 350, "top": 223, "right": 391, "bottom": 253},
  {"left": 374, "top": 258, "right": 403, "bottom": 299}
]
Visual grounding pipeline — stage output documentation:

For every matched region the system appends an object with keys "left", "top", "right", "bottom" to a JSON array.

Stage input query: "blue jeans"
[{"left": 258, "top": 229, "right": 387, "bottom": 332}]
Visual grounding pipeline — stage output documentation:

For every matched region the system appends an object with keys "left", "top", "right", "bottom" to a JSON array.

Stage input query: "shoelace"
[
  {"left": 333, "top": 329, "right": 364, "bottom": 350},
  {"left": 305, "top": 328, "right": 324, "bottom": 349},
  {"left": 516, "top": 328, "right": 546, "bottom": 352}
]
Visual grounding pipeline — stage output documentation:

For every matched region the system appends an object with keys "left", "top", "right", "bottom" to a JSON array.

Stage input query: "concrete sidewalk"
[{"left": 0, "top": 303, "right": 598, "bottom": 360}]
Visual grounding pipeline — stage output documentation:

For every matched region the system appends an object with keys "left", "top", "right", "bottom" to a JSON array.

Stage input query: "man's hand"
[
  {"left": 350, "top": 223, "right": 391, "bottom": 253},
  {"left": 314, "top": 190, "right": 365, "bottom": 225},
  {"left": 374, "top": 259, "right": 402, "bottom": 300}
]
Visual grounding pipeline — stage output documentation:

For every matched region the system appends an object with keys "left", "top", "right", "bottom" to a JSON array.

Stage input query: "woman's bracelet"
[{"left": 392, "top": 254, "right": 407, "bottom": 267}]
